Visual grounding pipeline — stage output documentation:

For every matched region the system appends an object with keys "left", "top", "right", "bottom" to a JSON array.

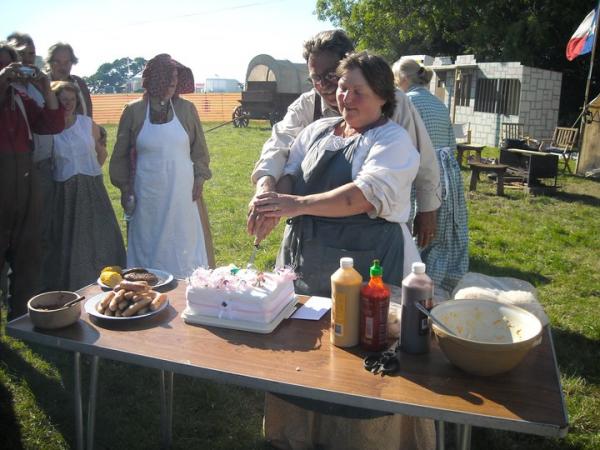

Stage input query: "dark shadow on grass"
[
  {"left": 551, "top": 326, "right": 600, "bottom": 382},
  {"left": 551, "top": 190, "right": 600, "bottom": 207},
  {"left": 0, "top": 375, "right": 24, "bottom": 450},
  {"left": 468, "top": 255, "right": 552, "bottom": 287},
  {"left": 0, "top": 341, "right": 75, "bottom": 448}
]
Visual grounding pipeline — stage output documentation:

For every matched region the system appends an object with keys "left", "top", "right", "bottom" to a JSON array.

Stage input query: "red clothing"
[{"left": 0, "top": 87, "right": 64, "bottom": 153}]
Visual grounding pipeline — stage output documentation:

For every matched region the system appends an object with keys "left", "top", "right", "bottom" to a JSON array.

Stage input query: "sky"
[{"left": 2, "top": 0, "right": 332, "bottom": 83}]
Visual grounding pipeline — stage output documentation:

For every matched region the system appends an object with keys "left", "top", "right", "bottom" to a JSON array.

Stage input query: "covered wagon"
[{"left": 233, "top": 54, "right": 312, "bottom": 127}]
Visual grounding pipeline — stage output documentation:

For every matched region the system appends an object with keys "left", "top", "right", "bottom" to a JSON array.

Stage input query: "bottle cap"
[
  {"left": 340, "top": 257, "right": 354, "bottom": 269},
  {"left": 412, "top": 262, "right": 426, "bottom": 274},
  {"left": 370, "top": 259, "right": 383, "bottom": 277}
]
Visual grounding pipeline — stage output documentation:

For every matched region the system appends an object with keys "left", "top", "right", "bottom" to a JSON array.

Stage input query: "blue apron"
[{"left": 277, "top": 119, "right": 405, "bottom": 297}]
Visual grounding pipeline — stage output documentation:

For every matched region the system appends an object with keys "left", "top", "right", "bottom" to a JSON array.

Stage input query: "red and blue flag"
[{"left": 566, "top": 9, "right": 598, "bottom": 61}]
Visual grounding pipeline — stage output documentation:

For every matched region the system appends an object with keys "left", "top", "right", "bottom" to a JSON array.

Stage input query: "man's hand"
[
  {"left": 120, "top": 190, "right": 135, "bottom": 216},
  {"left": 413, "top": 210, "right": 438, "bottom": 248},
  {"left": 247, "top": 175, "right": 280, "bottom": 244}
]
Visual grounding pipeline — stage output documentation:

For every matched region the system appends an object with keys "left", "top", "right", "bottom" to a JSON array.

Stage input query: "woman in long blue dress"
[{"left": 393, "top": 58, "right": 468, "bottom": 294}]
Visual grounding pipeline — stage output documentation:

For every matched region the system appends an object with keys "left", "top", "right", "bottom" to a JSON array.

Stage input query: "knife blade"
[{"left": 247, "top": 244, "right": 259, "bottom": 269}]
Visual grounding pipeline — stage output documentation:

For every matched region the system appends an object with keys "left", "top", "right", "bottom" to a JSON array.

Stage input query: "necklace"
[{"left": 151, "top": 98, "right": 170, "bottom": 123}]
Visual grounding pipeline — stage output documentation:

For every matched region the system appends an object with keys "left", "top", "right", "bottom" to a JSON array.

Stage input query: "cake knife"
[{"left": 247, "top": 243, "right": 260, "bottom": 270}]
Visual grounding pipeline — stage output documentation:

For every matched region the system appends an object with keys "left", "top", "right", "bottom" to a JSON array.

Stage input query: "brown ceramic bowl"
[
  {"left": 430, "top": 299, "right": 543, "bottom": 376},
  {"left": 28, "top": 291, "right": 82, "bottom": 330}
]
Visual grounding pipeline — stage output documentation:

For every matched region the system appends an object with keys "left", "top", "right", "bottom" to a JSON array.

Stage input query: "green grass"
[{"left": 1, "top": 124, "right": 599, "bottom": 449}]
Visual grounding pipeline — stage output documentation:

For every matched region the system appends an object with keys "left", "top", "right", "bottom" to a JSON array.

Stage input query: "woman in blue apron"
[
  {"left": 254, "top": 52, "right": 435, "bottom": 450},
  {"left": 393, "top": 58, "right": 469, "bottom": 295}
]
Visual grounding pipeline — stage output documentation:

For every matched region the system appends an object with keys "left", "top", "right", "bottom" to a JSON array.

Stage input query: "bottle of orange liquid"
[
  {"left": 359, "top": 260, "right": 390, "bottom": 352},
  {"left": 330, "top": 257, "right": 363, "bottom": 347}
]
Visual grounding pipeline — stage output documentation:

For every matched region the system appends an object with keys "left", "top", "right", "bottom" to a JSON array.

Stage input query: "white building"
[
  {"left": 203, "top": 78, "right": 242, "bottom": 93},
  {"left": 413, "top": 54, "right": 563, "bottom": 147}
]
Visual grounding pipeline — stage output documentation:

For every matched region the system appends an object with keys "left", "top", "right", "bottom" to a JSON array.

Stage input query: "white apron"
[{"left": 127, "top": 101, "right": 207, "bottom": 278}]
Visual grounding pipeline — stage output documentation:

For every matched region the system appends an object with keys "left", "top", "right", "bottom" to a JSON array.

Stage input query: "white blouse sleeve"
[
  {"left": 353, "top": 123, "right": 420, "bottom": 222},
  {"left": 281, "top": 125, "right": 311, "bottom": 178}
]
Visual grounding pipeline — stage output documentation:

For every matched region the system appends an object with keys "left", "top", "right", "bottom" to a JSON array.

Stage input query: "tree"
[
  {"left": 316, "top": 0, "right": 598, "bottom": 123},
  {"left": 83, "top": 57, "right": 147, "bottom": 94}
]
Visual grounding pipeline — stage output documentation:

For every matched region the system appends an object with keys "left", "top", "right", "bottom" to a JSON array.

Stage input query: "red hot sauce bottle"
[{"left": 359, "top": 260, "right": 391, "bottom": 352}]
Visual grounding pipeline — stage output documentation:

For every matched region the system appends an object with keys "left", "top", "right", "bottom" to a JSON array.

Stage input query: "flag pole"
[{"left": 577, "top": 1, "right": 600, "bottom": 174}]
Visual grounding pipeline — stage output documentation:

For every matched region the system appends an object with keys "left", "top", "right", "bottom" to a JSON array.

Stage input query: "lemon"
[
  {"left": 101, "top": 265, "right": 122, "bottom": 275},
  {"left": 100, "top": 271, "right": 123, "bottom": 288}
]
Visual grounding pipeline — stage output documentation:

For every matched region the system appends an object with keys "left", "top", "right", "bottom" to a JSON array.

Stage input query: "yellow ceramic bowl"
[
  {"left": 28, "top": 291, "right": 81, "bottom": 330},
  {"left": 430, "top": 299, "right": 543, "bottom": 376}
]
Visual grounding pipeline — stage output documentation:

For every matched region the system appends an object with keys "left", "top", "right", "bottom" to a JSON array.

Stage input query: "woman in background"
[
  {"left": 46, "top": 43, "right": 93, "bottom": 117},
  {"left": 110, "top": 54, "right": 214, "bottom": 278},
  {"left": 393, "top": 58, "right": 468, "bottom": 294},
  {"left": 49, "top": 81, "right": 125, "bottom": 290}
]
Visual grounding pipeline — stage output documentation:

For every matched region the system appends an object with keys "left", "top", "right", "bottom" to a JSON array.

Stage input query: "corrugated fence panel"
[{"left": 91, "top": 93, "right": 242, "bottom": 125}]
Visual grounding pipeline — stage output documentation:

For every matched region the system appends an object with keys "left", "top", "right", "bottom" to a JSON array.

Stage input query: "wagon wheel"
[{"left": 232, "top": 106, "right": 249, "bottom": 128}]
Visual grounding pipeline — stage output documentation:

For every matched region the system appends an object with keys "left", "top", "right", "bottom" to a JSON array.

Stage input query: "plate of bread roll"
[{"left": 85, "top": 280, "right": 169, "bottom": 320}]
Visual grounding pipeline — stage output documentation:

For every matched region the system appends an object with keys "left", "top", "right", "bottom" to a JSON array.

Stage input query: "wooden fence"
[{"left": 91, "top": 93, "right": 242, "bottom": 125}]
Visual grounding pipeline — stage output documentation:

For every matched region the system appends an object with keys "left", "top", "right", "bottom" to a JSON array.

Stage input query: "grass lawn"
[{"left": 1, "top": 122, "right": 599, "bottom": 449}]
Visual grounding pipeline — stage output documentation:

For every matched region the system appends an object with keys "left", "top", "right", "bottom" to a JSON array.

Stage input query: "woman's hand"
[
  {"left": 93, "top": 122, "right": 107, "bottom": 165},
  {"left": 247, "top": 175, "right": 280, "bottom": 245},
  {"left": 253, "top": 191, "right": 304, "bottom": 218},
  {"left": 192, "top": 178, "right": 204, "bottom": 201},
  {"left": 413, "top": 210, "right": 437, "bottom": 248}
]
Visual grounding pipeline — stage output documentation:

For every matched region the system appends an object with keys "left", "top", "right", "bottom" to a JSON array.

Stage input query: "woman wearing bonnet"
[{"left": 110, "top": 54, "right": 215, "bottom": 277}]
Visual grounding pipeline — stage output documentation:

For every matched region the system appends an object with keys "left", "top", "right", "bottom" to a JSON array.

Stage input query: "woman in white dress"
[
  {"left": 49, "top": 81, "right": 126, "bottom": 290},
  {"left": 110, "top": 54, "right": 213, "bottom": 278}
]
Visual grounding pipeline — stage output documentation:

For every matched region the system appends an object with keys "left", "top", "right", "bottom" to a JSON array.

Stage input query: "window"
[
  {"left": 474, "top": 78, "right": 520, "bottom": 115},
  {"left": 455, "top": 73, "right": 472, "bottom": 107}
]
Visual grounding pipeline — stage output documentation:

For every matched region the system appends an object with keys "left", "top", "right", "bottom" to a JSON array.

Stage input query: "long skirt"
[{"left": 49, "top": 174, "right": 126, "bottom": 291}]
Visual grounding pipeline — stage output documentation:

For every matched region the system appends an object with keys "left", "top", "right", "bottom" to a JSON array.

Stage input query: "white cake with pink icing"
[{"left": 182, "top": 265, "right": 297, "bottom": 325}]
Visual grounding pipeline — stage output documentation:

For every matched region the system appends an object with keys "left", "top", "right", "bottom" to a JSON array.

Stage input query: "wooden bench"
[
  {"left": 456, "top": 143, "right": 485, "bottom": 168},
  {"left": 468, "top": 162, "right": 509, "bottom": 196}
]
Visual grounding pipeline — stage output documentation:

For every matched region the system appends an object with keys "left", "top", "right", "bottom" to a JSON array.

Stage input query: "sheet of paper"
[{"left": 291, "top": 296, "right": 331, "bottom": 320}]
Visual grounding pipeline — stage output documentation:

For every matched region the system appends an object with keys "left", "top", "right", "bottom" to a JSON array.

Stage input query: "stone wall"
[
  {"left": 519, "top": 67, "right": 562, "bottom": 142},
  {"left": 428, "top": 60, "right": 562, "bottom": 147}
]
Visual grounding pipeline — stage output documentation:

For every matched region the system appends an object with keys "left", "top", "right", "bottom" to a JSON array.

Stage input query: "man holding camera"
[
  {"left": 0, "top": 41, "right": 64, "bottom": 320},
  {"left": 7, "top": 33, "right": 59, "bottom": 292}
]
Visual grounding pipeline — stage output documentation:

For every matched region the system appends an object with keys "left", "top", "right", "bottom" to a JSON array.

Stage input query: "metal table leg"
[
  {"left": 74, "top": 352, "right": 84, "bottom": 450},
  {"left": 435, "top": 420, "right": 445, "bottom": 450},
  {"left": 160, "top": 370, "right": 174, "bottom": 449},
  {"left": 86, "top": 356, "right": 100, "bottom": 450},
  {"left": 456, "top": 423, "right": 472, "bottom": 450}
]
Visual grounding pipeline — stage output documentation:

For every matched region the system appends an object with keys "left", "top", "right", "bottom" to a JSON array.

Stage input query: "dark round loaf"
[{"left": 124, "top": 271, "right": 159, "bottom": 285}]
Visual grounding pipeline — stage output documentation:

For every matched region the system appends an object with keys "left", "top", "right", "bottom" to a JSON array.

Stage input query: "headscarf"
[{"left": 142, "top": 53, "right": 195, "bottom": 98}]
